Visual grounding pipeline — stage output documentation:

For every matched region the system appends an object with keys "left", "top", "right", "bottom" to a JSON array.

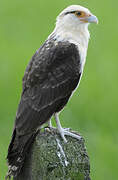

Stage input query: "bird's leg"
[
  {"left": 54, "top": 113, "right": 67, "bottom": 143},
  {"left": 54, "top": 113, "right": 81, "bottom": 143},
  {"left": 45, "top": 119, "right": 56, "bottom": 131},
  {"left": 48, "top": 119, "right": 52, "bottom": 128}
]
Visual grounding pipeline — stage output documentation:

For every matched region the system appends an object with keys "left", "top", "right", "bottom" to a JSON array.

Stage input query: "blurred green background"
[{"left": 0, "top": 0, "right": 118, "bottom": 179}]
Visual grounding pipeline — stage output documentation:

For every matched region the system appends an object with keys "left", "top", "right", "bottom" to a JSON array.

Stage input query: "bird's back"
[{"left": 6, "top": 39, "right": 82, "bottom": 178}]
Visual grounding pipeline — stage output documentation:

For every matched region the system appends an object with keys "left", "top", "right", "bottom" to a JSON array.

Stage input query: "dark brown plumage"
[
  {"left": 6, "top": 3, "right": 98, "bottom": 178},
  {"left": 6, "top": 39, "right": 81, "bottom": 177}
]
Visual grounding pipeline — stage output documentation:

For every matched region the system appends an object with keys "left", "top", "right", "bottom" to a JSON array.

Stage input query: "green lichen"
[{"left": 14, "top": 129, "right": 91, "bottom": 180}]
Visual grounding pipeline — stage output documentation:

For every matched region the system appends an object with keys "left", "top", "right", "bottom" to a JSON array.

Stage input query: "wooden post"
[{"left": 14, "top": 129, "right": 91, "bottom": 180}]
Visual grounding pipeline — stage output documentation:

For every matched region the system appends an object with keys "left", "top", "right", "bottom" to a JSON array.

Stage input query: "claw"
[{"left": 54, "top": 113, "right": 81, "bottom": 143}]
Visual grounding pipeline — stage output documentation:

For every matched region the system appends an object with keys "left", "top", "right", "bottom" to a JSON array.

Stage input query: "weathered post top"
[{"left": 13, "top": 129, "right": 91, "bottom": 180}]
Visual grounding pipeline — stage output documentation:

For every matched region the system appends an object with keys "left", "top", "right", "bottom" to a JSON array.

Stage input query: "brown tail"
[{"left": 6, "top": 128, "right": 39, "bottom": 179}]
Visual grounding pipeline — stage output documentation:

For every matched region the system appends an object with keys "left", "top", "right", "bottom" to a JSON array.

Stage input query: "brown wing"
[{"left": 15, "top": 41, "right": 81, "bottom": 135}]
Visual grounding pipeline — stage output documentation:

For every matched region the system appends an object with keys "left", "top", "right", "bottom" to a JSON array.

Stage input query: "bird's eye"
[
  {"left": 76, "top": 11, "right": 82, "bottom": 16},
  {"left": 75, "top": 11, "right": 85, "bottom": 18}
]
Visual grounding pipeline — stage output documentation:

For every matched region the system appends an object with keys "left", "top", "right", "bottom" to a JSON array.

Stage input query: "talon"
[
  {"left": 44, "top": 127, "right": 51, "bottom": 133},
  {"left": 63, "top": 130, "right": 82, "bottom": 140},
  {"left": 59, "top": 129, "right": 67, "bottom": 143},
  {"left": 64, "top": 128, "right": 71, "bottom": 131},
  {"left": 54, "top": 113, "right": 81, "bottom": 142}
]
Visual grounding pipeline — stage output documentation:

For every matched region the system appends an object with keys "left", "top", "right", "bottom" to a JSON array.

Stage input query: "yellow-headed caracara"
[{"left": 6, "top": 5, "right": 98, "bottom": 178}]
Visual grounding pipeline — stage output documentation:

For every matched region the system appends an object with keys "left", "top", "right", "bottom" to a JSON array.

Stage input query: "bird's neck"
[
  {"left": 49, "top": 24, "right": 90, "bottom": 72},
  {"left": 53, "top": 23, "right": 89, "bottom": 45}
]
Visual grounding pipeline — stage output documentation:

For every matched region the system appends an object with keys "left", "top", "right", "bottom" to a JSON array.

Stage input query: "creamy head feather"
[
  {"left": 57, "top": 5, "right": 91, "bottom": 19},
  {"left": 49, "top": 5, "right": 97, "bottom": 72}
]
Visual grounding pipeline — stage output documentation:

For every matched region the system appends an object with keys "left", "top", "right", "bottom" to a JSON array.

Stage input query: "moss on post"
[{"left": 14, "top": 129, "right": 91, "bottom": 180}]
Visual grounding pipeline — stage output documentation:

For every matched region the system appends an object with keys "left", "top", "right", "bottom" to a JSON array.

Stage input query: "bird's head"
[
  {"left": 56, "top": 5, "right": 98, "bottom": 29},
  {"left": 49, "top": 5, "right": 98, "bottom": 73},
  {"left": 51, "top": 5, "right": 98, "bottom": 52}
]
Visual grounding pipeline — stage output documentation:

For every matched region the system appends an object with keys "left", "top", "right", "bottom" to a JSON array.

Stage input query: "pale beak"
[{"left": 80, "top": 15, "right": 98, "bottom": 24}]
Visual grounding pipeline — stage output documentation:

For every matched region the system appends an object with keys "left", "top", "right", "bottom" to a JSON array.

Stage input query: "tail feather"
[{"left": 6, "top": 128, "right": 39, "bottom": 179}]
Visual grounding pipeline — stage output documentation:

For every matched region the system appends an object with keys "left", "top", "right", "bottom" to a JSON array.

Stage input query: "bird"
[{"left": 6, "top": 4, "right": 98, "bottom": 179}]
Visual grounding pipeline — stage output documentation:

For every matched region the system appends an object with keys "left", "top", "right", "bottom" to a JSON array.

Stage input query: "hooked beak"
[{"left": 80, "top": 14, "right": 98, "bottom": 24}]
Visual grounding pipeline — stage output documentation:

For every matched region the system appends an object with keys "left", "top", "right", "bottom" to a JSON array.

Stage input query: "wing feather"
[{"left": 15, "top": 41, "right": 81, "bottom": 135}]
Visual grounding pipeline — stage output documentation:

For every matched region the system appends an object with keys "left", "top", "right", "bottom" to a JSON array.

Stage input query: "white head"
[
  {"left": 56, "top": 5, "right": 98, "bottom": 27},
  {"left": 50, "top": 5, "right": 98, "bottom": 72},
  {"left": 53, "top": 5, "right": 98, "bottom": 42}
]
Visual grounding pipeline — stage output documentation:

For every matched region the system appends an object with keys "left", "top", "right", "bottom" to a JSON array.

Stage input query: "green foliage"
[{"left": 0, "top": 0, "right": 118, "bottom": 179}]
